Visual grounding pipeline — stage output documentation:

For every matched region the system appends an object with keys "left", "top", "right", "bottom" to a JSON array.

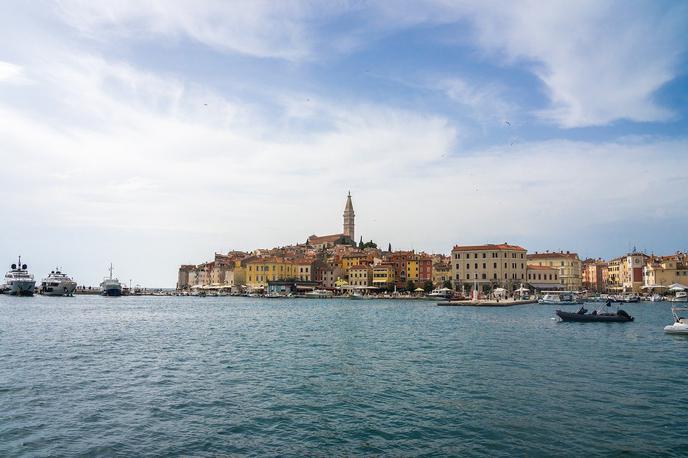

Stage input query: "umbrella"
[{"left": 414, "top": 288, "right": 425, "bottom": 292}]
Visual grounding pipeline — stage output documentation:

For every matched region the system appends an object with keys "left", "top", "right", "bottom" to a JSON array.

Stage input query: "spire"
[{"left": 343, "top": 191, "right": 355, "bottom": 241}]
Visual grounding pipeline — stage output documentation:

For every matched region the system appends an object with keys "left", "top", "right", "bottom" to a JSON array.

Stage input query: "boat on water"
[
  {"left": 100, "top": 264, "right": 123, "bottom": 297},
  {"left": 426, "top": 287, "right": 453, "bottom": 300},
  {"left": 2, "top": 257, "right": 36, "bottom": 296},
  {"left": 539, "top": 291, "right": 582, "bottom": 305},
  {"left": 40, "top": 268, "right": 77, "bottom": 296},
  {"left": 670, "top": 291, "right": 687, "bottom": 303},
  {"left": 664, "top": 307, "right": 688, "bottom": 335},
  {"left": 622, "top": 293, "right": 640, "bottom": 303},
  {"left": 556, "top": 302, "right": 634, "bottom": 323},
  {"left": 303, "top": 289, "right": 334, "bottom": 299}
]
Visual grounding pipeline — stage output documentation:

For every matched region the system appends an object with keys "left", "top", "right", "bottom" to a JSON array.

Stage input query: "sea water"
[{"left": 1, "top": 295, "right": 686, "bottom": 456}]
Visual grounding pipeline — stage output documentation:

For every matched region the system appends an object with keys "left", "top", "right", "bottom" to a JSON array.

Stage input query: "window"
[
  {"left": 504, "top": 263, "right": 507, "bottom": 268},
  {"left": 466, "top": 263, "right": 470, "bottom": 270},
  {"left": 482, "top": 253, "right": 486, "bottom": 258},
  {"left": 482, "top": 273, "right": 487, "bottom": 279},
  {"left": 493, "top": 273, "right": 497, "bottom": 279},
  {"left": 482, "top": 263, "right": 486, "bottom": 269},
  {"left": 475, "top": 263, "right": 478, "bottom": 269},
  {"left": 466, "top": 274, "right": 470, "bottom": 279},
  {"left": 493, "top": 263, "right": 497, "bottom": 269}
]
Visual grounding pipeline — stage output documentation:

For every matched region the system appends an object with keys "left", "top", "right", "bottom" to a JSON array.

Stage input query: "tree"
[
  {"left": 362, "top": 240, "right": 377, "bottom": 249},
  {"left": 442, "top": 280, "right": 453, "bottom": 290},
  {"left": 406, "top": 280, "right": 415, "bottom": 292},
  {"left": 423, "top": 280, "right": 434, "bottom": 292},
  {"left": 358, "top": 236, "right": 364, "bottom": 249},
  {"left": 388, "top": 243, "right": 392, "bottom": 252}
]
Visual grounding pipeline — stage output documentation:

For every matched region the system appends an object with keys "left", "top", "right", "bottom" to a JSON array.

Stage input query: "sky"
[{"left": 0, "top": 1, "right": 687, "bottom": 287}]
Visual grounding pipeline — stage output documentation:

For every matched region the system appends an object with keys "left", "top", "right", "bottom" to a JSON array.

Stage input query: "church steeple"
[{"left": 343, "top": 191, "right": 355, "bottom": 241}]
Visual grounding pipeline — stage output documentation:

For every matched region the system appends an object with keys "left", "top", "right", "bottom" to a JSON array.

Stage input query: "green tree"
[
  {"left": 442, "top": 280, "right": 453, "bottom": 290},
  {"left": 358, "top": 236, "right": 364, "bottom": 249},
  {"left": 388, "top": 243, "right": 392, "bottom": 252},
  {"left": 422, "top": 280, "right": 434, "bottom": 292},
  {"left": 406, "top": 280, "right": 416, "bottom": 292}
]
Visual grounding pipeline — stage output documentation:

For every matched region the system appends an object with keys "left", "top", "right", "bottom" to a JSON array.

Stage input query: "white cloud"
[{"left": 0, "top": 61, "right": 25, "bottom": 83}]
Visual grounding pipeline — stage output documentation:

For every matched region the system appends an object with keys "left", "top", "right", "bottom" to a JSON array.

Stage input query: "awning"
[
  {"left": 669, "top": 283, "right": 688, "bottom": 291},
  {"left": 642, "top": 285, "right": 669, "bottom": 289}
]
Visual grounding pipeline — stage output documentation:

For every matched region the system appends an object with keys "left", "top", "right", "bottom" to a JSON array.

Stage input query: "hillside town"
[{"left": 177, "top": 193, "right": 687, "bottom": 296}]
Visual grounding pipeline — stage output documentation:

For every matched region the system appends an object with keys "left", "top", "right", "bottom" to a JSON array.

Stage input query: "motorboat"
[
  {"left": 303, "top": 289, "right": 334, "bottom": 299},
  {"left": 539, "top": 291, "right": 582, "bottom": 305},
  {"left": 664, "top": 307, "right": 688, "bottom": 335},
  {"left": 426, "top": 287, "right": 453, "bottom": 300},
  {"left": 3, "top": 257, "right": 36, "bottom": 296},
  {"left": 622, "top": 293, "right": 640, "bottom": 303},
  {"left": 556, "top": 304, "right": 634, "bottom": 323},
  {"left": 649, "top": 294, "right": 665, "bottom": 302},
  {"left": 670, "top": 291, "right": 687, "bottom": 303},
  {"left": 100, "top": 263, "right": 123, "bottom": 297},
  {"left": 40, "top": 268, "right": 77, "bottom": 296}
]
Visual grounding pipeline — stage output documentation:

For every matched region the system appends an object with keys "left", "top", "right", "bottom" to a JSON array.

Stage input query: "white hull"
[
  {"left": 670, "top": 297, "right": 688, "bottom": 303},
  {"left": 5, "top": 279, "right": 36, "bottom": 296},
  {"left": 664, "top": 323, "right": 688, "bottom": 334},
  {"left": 538, "top": 299, "right": 582, "bottom": 305},
  {"left": 42, "top": 280, "right": 77, "bottom": 296}
]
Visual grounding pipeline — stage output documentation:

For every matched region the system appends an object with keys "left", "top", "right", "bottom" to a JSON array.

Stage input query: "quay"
[{"left": 437, "top": 299, "right": 539, "bottom": 307}]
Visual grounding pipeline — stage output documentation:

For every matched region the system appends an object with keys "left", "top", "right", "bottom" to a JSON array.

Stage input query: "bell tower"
[{"left": 343, "top": 191, "right": 355, "bottom": 241}]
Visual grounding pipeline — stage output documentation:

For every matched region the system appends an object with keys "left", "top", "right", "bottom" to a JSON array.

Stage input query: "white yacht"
[
  {"left": 100, "top": 264, "right": 123, "bottom": 297},
  {"left": 664, "top": 307, "right": 688, "bottom": 335},
  {"left": 40, "top": 268, "right": 77, "bottom": 296},
  {"left": 303, "top": 289, "right": 334, "bottom": 299},
  {"left": 426, "top": 287, "right": 453, "bottom": 300},
  {"left": 671, "top": 291, "right": 687, "bottom": 303},
  {"left": 538, "top": 291, "right": 582, "bottom": 305},
  {"left": 3, "top": 257, "right": 36, "bottom": 296}
]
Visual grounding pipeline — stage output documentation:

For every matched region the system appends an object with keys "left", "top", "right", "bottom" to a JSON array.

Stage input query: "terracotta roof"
[
  {"left": 452, "top": 243, "right": 526, "bottom": 252},
  {"left": 308, "top": 233, "right": 345, "bottom": 244},
  {"left": 527, "top": 252, "right": 579, "bottom": 260}
]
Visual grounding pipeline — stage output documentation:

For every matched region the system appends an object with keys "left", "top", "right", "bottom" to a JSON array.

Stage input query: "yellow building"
[
  {"left": 348, "top": 265, "right": 372, "bottom": 287},
  {"left": 526, "top": 251, "right": 582, "bottom": 291},
  {"left": 372, "top": 264, "right": 396, "bottom": 288},
  {"left": 339, "top": 254, "right": 366, "bottom": 271},
  {"left": 451, "top": 243, "right": 528, "bottom": 289},
  {"left": 245, "top": 257, "right": 296, "bottom": 288},
  {"left": 406, "top": 258, "right": 419, "bottom": 283},
  {"left": 644, "top": 254, "right": 688, "bottom": 288},
  {"left": 526, "top": 265, "right": 561, "bottom": 290},
  {"left": 432, "top": 262, "right": 452, "bottom": 287}
]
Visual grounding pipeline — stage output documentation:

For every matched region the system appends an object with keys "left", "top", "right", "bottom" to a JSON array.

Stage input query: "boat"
[
  {"left": 426, "top": 287, "right": 453, "bottom": 300},
  {"left": 349, "top": 291, "right": 366, "bottom": 300},
  {"left": 556, "top": 304, "right": 634, "bottom": 323},
  {"left": 40, "top": 268, "right": 77, "bottom": 296},
  {"left": 664, "top": 307, "right": 688, "bottom": 335},
  {"left": 3, "top": 257, "right": 36, "bottom": 296},
  {"left": 303, "top": 289, "right": 334, "bottom": 299},
  {"left": 99, "top": 263, "right": 123, "bottom": 297},
  {"left": 649, "top": 293, "right": 664, "bottom": 302},
  {"left": 622, "top": 293, "right": 640, "bottom": 303},
  {"left": 670, "top": 291, "right": 688, "bottom": 303},
  {"left": 538, "top": 291, "right": 582, "bottom": 305}
]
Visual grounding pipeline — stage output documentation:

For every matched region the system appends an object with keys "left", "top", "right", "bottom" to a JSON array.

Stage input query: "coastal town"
[{"left": 176, "top": 193, "right": 688, "bottom": 298}]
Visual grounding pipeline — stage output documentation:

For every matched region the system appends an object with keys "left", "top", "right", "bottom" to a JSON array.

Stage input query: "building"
[
  {"left": 418, "top": 255, "right": 433, "bottom": 283},
  {"left": 450, "top": 243, "right": 528, "bottom": 291},
  {"left": 526, "top": 265, "right": 561, "bottom": 290},
  {"left": 177, "top": 265, "right": 195, "bottom": 290},
  {"left": 582, "top": 258, "right": 608, "bottom": 292},
  {"left": 608, "top": 252, "right": 649, "bottom": 293},
  {"left": 644, "top": 253, "right": 688, "bottom": 288},
  {"left": 348, "top": 265, "right": 372, "bottom": 287},
  {"left": 526, "top": 251, "right": 582, "bottom": 291},
  {"left": 432, "top": 262, "right": 452, "bottom": 287},
  {"left": 307, "top": 192, "right": 356, "bottom": 249},
  {"left": 372, "top": 263, "right": 396, "bottom": 289}
]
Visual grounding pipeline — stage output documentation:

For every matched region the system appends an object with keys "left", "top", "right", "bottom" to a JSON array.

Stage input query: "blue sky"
[{"left": 0, "top": 1, "right": 687, "bottom": 287}]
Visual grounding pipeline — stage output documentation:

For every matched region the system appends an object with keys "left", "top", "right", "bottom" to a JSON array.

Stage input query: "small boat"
[
  {"left": 40, "top": 268, "right": 77, "bottom": 296},
  {"left": 670, "top": 291, "right": 687, "bottom": 303},
  {"left": 303, "top": 289, "right": 334, "bottom": 299},
  {"left": 349, "top": 291, "right": 365, "bottom": 300},
  {"left": 622, "top": 293, "right": 640, "bottom": 303},
  {"left": 539, "top": 291, "right": 582, "bottom": 305},
  {"left": 426, "top": 287, "right": 453, "bottom": 300},
  {"left": 664, "top": 307, "right": 688, "bottom": 335},
  {"left": 556, "top": 305, "right": 634, "bottom": 323},
  {"left": 3, "top": 257, "right": 36, "bottom": 296}
]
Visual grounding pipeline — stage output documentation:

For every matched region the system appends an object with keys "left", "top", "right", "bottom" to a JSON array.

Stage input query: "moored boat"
[
  {"left": 664, "top": 307, "right": 688, "bottom": 335},
  {"left": 40, "top": 268, "right": 77, "bottom": 296},
  {"left": 3, "top": 257, "right": 36, "bottom": 296},
  {"left": 539, "top": 291, "right": 582, "bottom": 305},
  {"left": 100, "top": 263, "right": 123, "bottom": 297}
]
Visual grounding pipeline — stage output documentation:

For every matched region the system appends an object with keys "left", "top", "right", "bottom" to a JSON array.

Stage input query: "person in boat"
[
  {"left": 577, "top": 306, "right": 587, "bottom": 314},
  {"left": 606, "top": 299, "right": 612, "bottom": 307}
]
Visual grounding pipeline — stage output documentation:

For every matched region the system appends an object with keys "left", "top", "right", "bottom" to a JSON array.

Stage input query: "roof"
[
  {"left": 528, "top": 252, "right": 579, "bottom": 260},
  {"left": 452, "top": 243, "right": 526, "bottom": 252},
  {"left": 308, "top": 233, "right": 345, "bottom": 244}
]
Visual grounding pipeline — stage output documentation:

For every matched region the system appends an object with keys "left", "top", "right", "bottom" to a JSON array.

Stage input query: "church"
[{"left": 307, "top": 192, "right": 355, "bottom": 249}]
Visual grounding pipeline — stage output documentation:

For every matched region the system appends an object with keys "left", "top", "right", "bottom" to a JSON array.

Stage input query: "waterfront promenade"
[{"left": 1, "top": 295, "right": 686, "bottom": 456}]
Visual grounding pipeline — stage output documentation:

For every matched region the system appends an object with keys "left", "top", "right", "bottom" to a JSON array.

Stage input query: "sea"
[{"left": 1, "top": 295, "right": 686, "bottom": 457}]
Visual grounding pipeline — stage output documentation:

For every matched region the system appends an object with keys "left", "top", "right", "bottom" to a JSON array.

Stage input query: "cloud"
[{"left": 0, "top": 61, "right": 26, "bottom": 83}]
